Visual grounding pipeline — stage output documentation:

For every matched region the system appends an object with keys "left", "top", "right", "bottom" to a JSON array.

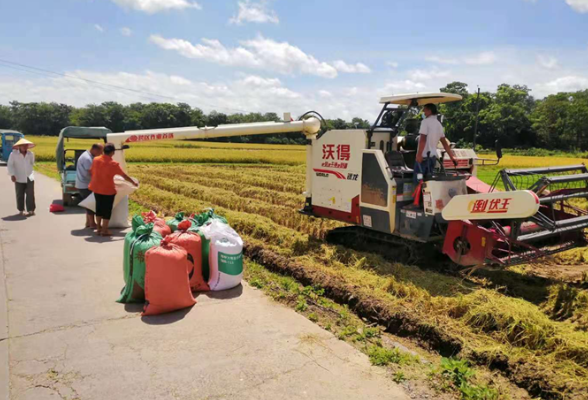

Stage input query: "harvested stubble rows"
[{"left": 127, "top": 162, "right": 588, "bottom": 400}]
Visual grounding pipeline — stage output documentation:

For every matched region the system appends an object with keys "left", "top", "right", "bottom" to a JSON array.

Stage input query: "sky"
[{"left": 0, "top": 0, "right": 587, "bottom": 120}]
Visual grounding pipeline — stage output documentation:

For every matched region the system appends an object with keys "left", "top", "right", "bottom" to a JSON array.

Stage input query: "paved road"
[{"left": 0, "top": 172, "right": 410, "bottom": 400}]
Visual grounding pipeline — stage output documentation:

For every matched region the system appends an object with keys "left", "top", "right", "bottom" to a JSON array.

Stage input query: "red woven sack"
[
  {"left": 167, "top": 221, "right": 209, "bottom": 292},
  {"left": 142, "top": 211, "right": 171, "bottom": 237},
  {"left": 142, "top": 240, "right": 196, "bottom": 316}
]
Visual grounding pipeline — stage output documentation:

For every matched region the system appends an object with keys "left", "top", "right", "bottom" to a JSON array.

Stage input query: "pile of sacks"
[{"left": 117, "top": 209, "right": 244, "bottom": 315}]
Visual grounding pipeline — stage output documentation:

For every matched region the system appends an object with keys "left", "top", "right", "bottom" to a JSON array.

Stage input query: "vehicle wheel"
[{"left": 62, "top": 193, "right": 72, "bottom": 206}]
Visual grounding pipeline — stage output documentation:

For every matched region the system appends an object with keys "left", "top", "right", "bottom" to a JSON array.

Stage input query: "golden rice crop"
[{"left": 27, "top": 135, "right": 306, "bottom": 165}]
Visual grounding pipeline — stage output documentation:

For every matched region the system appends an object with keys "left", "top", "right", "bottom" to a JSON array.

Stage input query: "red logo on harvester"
[
  {"left": 322, "top": 144, "right": 335, "bottom": 160},
  {"left": 125, "top": 133, "right": 174, "bottom": 143},
  {"left": 322, "top": 144, "right": 351, "bottom": 169},
  {"left": 470, "top": 198, "right": 512, "bottom": 214}
]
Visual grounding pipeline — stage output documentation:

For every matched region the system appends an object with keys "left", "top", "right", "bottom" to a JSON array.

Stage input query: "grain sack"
[
  {"left": 208, "top": 234, "right": 244, "bottom": 291},
  {"left": 117, "top": 216, "right": 163, "bottom": 303},
  {"left": 190, "top": 209, "right": 227, "bottom": 228},
  {"left": 142, "top": 211, "right": 171, "bottom": 238},
  {"left": 190, "top": 226, "right": 211, "bottom": 281},
  {"left": 78, "top": 174, "right": 138, "bottom": 210},
  {"left": 143, "top": 240, "right": 196, "bottom": 316},
  {"left": 167, "top": 221, "right": 209, "bottom": 292},
  {"left": 109, "top": 196, "right": 130, "bottom": 228},
  {"left": 166, "top": 212, "right": 194, "bottom": 233},
  {"left": 189, "top": 220, "right": 233, "bottom": 281}
]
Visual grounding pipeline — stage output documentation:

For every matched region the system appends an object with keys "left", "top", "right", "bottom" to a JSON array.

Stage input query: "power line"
[{"left": 0, "top": 58, "right": 252, "bottom": 114}]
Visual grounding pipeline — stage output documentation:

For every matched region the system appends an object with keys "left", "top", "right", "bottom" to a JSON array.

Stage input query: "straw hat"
[{"left": 12, "top": 138, "right": 35, "bottom": 150}]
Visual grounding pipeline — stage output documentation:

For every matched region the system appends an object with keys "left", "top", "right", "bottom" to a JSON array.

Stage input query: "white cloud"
[
  {"left": 523, "top": 0, "right": 588, "bottom": 13},
  {"left": 319, "top": 90, "right": 333, "bottom": 98},
  {"left": 110, "top": 0, "right": 201, "bottom": 14},
  {"left": 94, "top": 24, "right": 104, "bottom": 33},
  {"left": 387, "top": 61, "right": 399, "bottom": 68},
  {"left": 0, "top": 70, "right": 309, "bottom": 114},
  {"left": 407, "top": 68, "right": 450, "bottom": 81},
  {"left": 565, "top": 0, "right": 588, "bottom": 13},
  {"left": 120, "top": 27, "right": 132, "bottom": 36},
  {"left": 537, "top": 55, "right": 558, "bottom": 69},
  {"left": 332, "top": 60, "right": 371, "bottom": 74},
  {"left": 229, "top": 1, "right": 279, "bottom": 25},
  {"left": 464, "top": 51, "right": 497, "bottom": 65},
  {"left": 382, "top": 80, "right": 427, "bottom": 93},
  {"left": 536, "top": 75, "right": 588, "bottom": 94},
  {"left": 425, "top": 56, "right": 459, "bottom": 65},
  {"left": 150, "top": 34, "right": 349, "bottom": 78},
  {"left": 426, "top": 51, "right": 496, "bottom": 66}
]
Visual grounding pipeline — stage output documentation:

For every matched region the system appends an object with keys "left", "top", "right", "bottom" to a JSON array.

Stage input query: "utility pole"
[{"left": 473, "top": 86, "right": 481, "bottom": 151}]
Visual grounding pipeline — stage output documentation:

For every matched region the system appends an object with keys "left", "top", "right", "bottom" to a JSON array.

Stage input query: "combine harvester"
[{"left": 106, "top": 93, "right": 588, "bottom": 269}]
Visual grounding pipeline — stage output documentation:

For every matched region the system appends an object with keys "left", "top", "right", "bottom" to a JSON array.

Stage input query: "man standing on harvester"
[{"left": 414, "top": 103, "right": 458, "bottom": 181}]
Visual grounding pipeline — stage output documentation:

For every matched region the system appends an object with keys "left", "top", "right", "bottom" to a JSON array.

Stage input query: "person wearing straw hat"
[{"left": 7, "top": 138, "right": 36, "bottom": 216}]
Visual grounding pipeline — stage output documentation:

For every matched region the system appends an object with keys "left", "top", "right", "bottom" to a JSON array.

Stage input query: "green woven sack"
[
  {"left": 166, "top": 212, "right": 192, "bottom": 233},
  {"left": 117, "top": 216, "right": 163, "bottom": 303},
  {"left": 190, "top": 209, "right": 228, "bottom": 228}
]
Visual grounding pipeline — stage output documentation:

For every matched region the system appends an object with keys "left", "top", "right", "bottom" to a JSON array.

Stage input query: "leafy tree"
[
  {"left": 206, "top": 111, "right": 228, "bottom": 126},
  {"left": 0, "top": 105, "right": 13, "bottom": 128},
  {"left": 479, "top": 84, "right": 535, "bottom": 148},
  {"left": 350, "top": 117, "right": 370, "bottom": 129},
  {"left": 70, "top": 104, "right": 108, "bottom": 128},
  {"left": 10, "top": 101, "right": 73, "bottom": 135}
]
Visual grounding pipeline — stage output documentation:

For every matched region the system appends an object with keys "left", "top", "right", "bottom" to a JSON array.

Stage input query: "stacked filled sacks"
[
  {"left": 166, "top": 212, "right": 194, "bottom": 233},
  {"left": 142, "top": 211, "right": 171, "bottom": 238},
  {"left": 143, "top": 236, "right": 196, "bottom": 316},
  {"left": 166, "top": 220, "right": 209, "bottom": 292},
  {"left": 195, "top": 219, "right": 244, "bottom": 291},
  {"left": 118, "top": 216, "right": 163, "bottom": 303}
]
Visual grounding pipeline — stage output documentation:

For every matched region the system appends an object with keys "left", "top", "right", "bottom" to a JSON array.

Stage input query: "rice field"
[{"left": 31, "top": 135, "right": 588, "bottom": 399}]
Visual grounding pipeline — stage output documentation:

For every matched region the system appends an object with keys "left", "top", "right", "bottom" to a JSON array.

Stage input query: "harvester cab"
[
  {"left": 301, "top": 93, "right": 479, "bottom": 241},
  {"left": 55, "top": 126, "right": 111, "bottom": 206}
]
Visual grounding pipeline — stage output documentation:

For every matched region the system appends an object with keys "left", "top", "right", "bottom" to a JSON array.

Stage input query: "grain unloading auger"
[{"left": 106, "top": 92, "right": 588, "bottom": 268}]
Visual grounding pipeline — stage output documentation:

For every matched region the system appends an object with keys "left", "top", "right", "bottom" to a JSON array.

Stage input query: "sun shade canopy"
[
  {"left": 56, "top": 126, "right": 112, "bottom": 172},
  {"left": 379, "top": 92, "right": 463, "bottom": 105}
]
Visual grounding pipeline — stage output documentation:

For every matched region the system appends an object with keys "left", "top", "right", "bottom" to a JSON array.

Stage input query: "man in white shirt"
[
  {"left": 7, "top": 138, "right": 36, "bottom": 216},
  {"left": 76, "top": 143, "right": 103, "bottom": 228},
  {"left": 414, "top": 103, "right": 457, "bottom": 182}
]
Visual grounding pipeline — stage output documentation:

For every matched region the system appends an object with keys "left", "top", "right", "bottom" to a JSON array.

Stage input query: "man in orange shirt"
[{"left": 89, "top": 143, "right": 137, "bottom": 236}]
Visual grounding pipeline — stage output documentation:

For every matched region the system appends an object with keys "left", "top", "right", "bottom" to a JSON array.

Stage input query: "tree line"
[
  {"left": 439, "top": 82, "right": 588, "bottom": 151},
  {"left": 1, "top": 81, "right": 587, "bottom": 150}
]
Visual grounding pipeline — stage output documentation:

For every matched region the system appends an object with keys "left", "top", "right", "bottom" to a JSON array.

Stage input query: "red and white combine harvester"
[{"left": 107, "top": 93, "right": 588, "bottom": 268}]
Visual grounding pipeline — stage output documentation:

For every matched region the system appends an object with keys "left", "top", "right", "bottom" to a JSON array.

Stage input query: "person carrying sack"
[
  {"left": 7, "top": 138, "right": 36, "bottom": 216},
  {"left": 88, "top": 143, "right": 137, "bottom": 236},
  {"left": 76, "top": 143, "right": 104, "bottom": 229}
]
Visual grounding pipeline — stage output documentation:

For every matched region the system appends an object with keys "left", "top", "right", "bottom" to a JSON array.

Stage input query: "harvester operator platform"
[{"left": 414, "top": 103, "right": 458, "bottom": 182}]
